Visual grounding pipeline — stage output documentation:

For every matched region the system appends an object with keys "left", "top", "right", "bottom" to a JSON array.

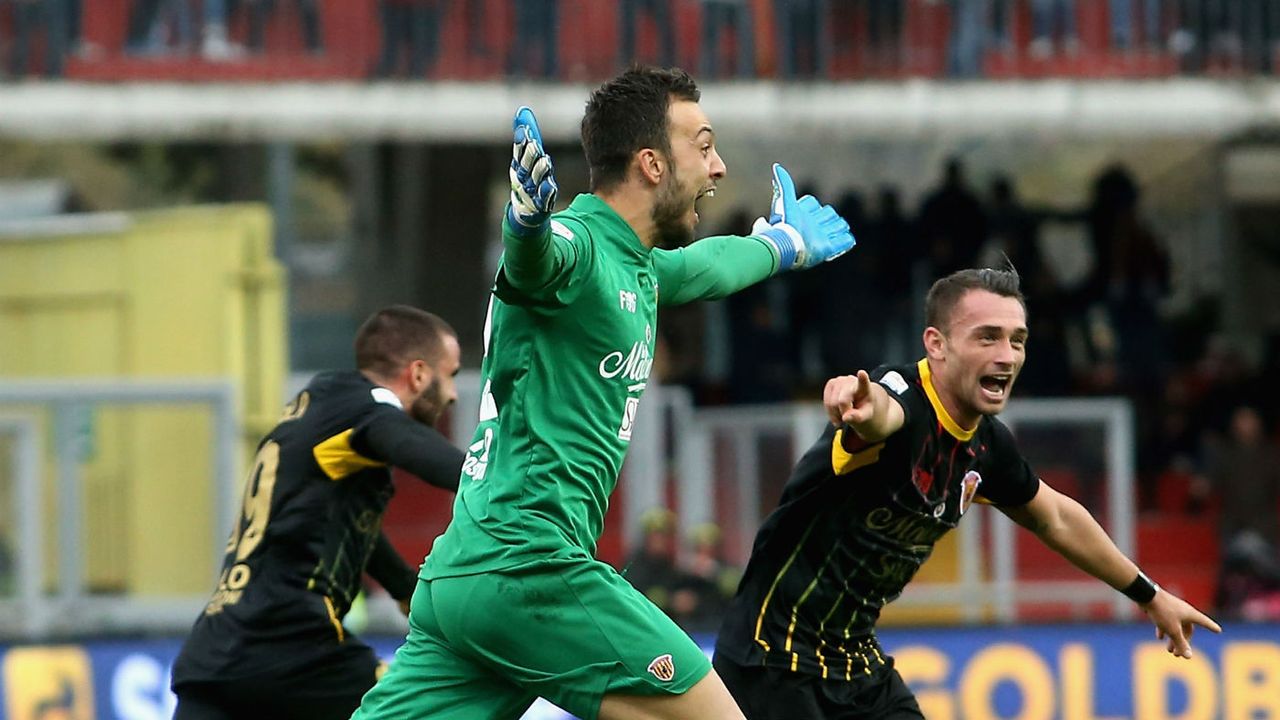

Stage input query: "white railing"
[
  {"left": 0, "top": 374, "right": 1135, "bottom": 637},
  {"left": 0, "top": 380, "right": 238, "bottom": 639}
]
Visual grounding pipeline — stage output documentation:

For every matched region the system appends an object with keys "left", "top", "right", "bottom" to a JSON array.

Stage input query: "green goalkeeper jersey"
[{"left": 422, "top": 194, "right": 778, "bottom": 578}]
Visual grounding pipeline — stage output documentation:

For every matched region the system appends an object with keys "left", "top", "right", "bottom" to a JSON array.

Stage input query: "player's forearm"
[
  {"left": 846, "top": 385, "right": 905, "bottom": 444},
  {"left": 367, "top": 532, "right": 417, "bottom": 601},
  {"left": 1034, "top": 495, "right": 1140, "bottom": 591},
  {"left": 664, "top": 234, "right": 778, "bottom": 304},
  {"left": 501, "top": 211, "right": 575, "bottom": 292},
  {"left": 357, "top": 416, "right": 465, "bottom": 491}
]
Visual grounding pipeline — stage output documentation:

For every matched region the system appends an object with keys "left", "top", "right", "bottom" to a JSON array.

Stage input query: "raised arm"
[
  {"left": 654, "top": 163, "right": 855, "bottom": 305},
  {"left": 504, "top": 105, "right": 581, "bottom": 295},
  {"left": 999, "top": 482, "right": 1222, "bottom": 658},
  {"left": 824, "top": 370, "right": 906, "bottom": 445}
]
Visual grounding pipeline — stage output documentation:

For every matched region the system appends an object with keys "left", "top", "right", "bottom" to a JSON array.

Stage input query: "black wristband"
[{"left": 1121, "top": 570, "right": 1159, "bottom": 604}]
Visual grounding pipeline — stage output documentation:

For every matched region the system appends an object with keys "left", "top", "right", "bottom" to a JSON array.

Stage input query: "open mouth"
[
  {"left": 694, "top": 187, "right": 715, "bottom": 222},
  {"left": 979, "top": 374, "right": 1011, "bottom": 401}
]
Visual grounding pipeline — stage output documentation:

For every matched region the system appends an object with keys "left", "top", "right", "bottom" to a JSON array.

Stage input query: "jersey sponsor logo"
[
  {"left": 866, "top": 506, "right": 950, "bottom": 545},
  {"left": 371, "top": 387, "right": 403, "bottom": 409},
  {"left": 619, "top": 290, "right": 638, "bottom": 313},
  {"left": 598, "top": 342, "right": 654, "bottom": 384},
  {"left": 960, "top": 470, "right": 982, "bottom": 515},
  {"left": 463, "top": 428, "right": 495, "bottom": 481},
  {"left": 880, "top": 371, "right": 909, "bottom": 395},
  {"left": 618, "top": 397, "right": 640, "bottom": 441},
  {"left": 646, "top": 653, "right": 675, "bottom": 682},
  {"left": 3, "top": 646, "right": 95, "bottom": 720}
]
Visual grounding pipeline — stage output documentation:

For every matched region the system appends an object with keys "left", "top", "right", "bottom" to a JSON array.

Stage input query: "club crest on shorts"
[
  {"left": 960, "top": 470, "right": 982, "bottom": 515},
  {"left": 647, "top": 654, "right": 675, "bottom": 682}
]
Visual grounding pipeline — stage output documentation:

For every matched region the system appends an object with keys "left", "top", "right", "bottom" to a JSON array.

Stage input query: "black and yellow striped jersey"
[
  {"left": 173, "top": 370, "right": 463, "bottom": 682},
  {"left": 715, "top": 359, "right": 1040, "bottom": 681}
]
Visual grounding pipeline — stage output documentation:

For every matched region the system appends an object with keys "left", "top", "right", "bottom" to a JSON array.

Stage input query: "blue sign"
[{"left": 1, "top": 624, "right": 1277, "bottom": 719}]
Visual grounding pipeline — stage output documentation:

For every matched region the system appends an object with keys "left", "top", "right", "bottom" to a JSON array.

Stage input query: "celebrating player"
[
  {"left": 713, "top": 267, "right": 1222, "bottom": 719},
  {"left": 171, "top": 306, "right": 465, "bottom": 720},
  {"left": 352, "top": 65, "right": 855, "bottom": 720}
]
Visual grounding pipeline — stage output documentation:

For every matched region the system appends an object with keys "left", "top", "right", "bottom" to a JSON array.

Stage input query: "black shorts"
[
  {"left": 172, "top": 643, "right": 380, "bottom": 720},
  {"left": 713, "top": 653, "right": 924, "bottom": 720}
]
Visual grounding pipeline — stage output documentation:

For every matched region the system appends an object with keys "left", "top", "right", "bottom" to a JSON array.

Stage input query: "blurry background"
[{"left": 1, "top": 1, "right": 1279, "bottom": 718}]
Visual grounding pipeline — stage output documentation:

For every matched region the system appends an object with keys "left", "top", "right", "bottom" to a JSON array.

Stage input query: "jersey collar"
[
  {"left": 568, "top": 194, "right": 651, "bottom": 259},
  {"left": 917, "top": 358, "right": 978, "bottom": 442}
]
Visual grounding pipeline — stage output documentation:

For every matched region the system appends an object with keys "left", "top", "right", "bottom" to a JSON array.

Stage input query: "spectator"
[
  {"left": 948, "top": 0, "right": 986, "bottom": 77},
  {"left": 775, "top": 0, "right": 826, "bottom": 78},
  {"left": 810, "top": 190, "right": 878, "bottom": 377},
  {"left": 619, "top": 0, "right": 677, "bottom": 68},
  {"left": 201, "top": 0, "right": 245, "bottom": 60},
  {"left": 1030, "top": 0, "right": 1078, "bottom": 58},
  {"left": 1084, "top": 164, "right": 1170, "bottom": 390},
  {"left": 622, "top": 508, "right": 684, "bottom": 614},
  {"left": 374, "top": 0, "right": 441, "bottom": 78},
  {"left": 1239, "top": 0, "right": 1277, "bottom": 73},
  {"left": 727, "top": 274, "right": 795, "bottom": 403},
  {"left": 991, "top": 0, "right": 1015, "bottom": 53},
  {"left": 247, "top": 0, "right": 323, "bottom": 55},
  {"left": 6, "top": 0, "right": 68, "bottom": 76},
  {"left": 1199, "top": 406, "right": 1280, "bottom": 618},
  {"left": 917, "top": 156, "right": 988, "bottom": 278},
  {"left": 507, "top": 0, "right": 558, "bottom": 78},
  {"left": 1110, "top": 0, "right": 1164, "bottom": 51},
  {"left": 867, "top": 0, "right": 906, "bottom": 68},
  {"left": 701, "top": 0, "right": 753, "bottom": 78},
  {"left": 670, "top": 523, "right": 739, "bottom": 632}
]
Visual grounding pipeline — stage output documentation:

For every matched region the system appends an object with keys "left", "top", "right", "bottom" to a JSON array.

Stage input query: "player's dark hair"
[
  {"left": 581, "top": 65, "right": 701, "bottom": 192},
  {"left": 925, "top": 267, "right": 1026, "bottom": 332},
  {"left": 354, "top": 305, "right": 456, "bottom": 377}
]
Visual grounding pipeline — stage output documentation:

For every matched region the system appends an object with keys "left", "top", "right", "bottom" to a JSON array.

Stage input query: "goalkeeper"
[{"left": 351, "top": 65, "right": 854, "bottom": 720}]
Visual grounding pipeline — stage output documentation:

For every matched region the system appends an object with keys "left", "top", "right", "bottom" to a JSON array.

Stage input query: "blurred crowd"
[
  {"left": 1, "top": 0, "right": 1277, "bottom": 79},
  {"left": 621, "top": 509, "right": 742, "bottom": 634},
  {"left": 655, "top": 157, "right": 1280, "bottom": 621}
]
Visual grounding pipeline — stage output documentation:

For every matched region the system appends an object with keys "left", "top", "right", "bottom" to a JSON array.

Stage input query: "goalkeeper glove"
[
  {"left": 753, "top": 163, "right": 855, "bottom": 271},
  {"left": 507, "top": 106, "right": 559, "bottom": 235}
]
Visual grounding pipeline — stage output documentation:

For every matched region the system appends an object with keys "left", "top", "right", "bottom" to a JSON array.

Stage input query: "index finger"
[{"left": 1193, "top": 611, "right": 1223, "bottom": 634}]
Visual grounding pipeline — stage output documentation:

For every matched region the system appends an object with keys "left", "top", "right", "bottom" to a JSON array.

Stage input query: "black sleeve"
[
  {"left": 869, "top": 364, "right": 928, "bottom": 434},
  {"left": 349, "top": 410, "right": 464, "bottom": 491},
  {"left": 365, "top": 531, "right": 417, "bottom": 601},
  {"left": 977, "top": 418, "right": 1042, "bottom": 507}
]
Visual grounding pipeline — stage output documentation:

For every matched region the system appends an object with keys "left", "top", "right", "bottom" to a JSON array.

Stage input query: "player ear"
[
  {"left": 923, "top": 326, "right": 946, "bottom": 360},
  {"left": 637, "top": 148, "right": 663, "bottom": 186},
  {"left": 408, "top": 359, "right": 432, "bottom": 394}
]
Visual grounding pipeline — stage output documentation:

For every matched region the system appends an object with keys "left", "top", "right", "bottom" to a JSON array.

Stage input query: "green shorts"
[{"left": 352, "top": 558, "right": 712, "bottom": 720}]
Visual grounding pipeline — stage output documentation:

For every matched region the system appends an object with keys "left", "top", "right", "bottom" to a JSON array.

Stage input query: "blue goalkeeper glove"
[
  {"left": 507, "top": 106, "right": 559, "bottom": 235},
  {"left": 753, "top": 163, "right": 855, "bottom": 272}
]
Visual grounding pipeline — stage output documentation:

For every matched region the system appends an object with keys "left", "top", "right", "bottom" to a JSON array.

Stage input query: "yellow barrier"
[{"left": 0, "top": 205, "right": 285, "bottom": 594}]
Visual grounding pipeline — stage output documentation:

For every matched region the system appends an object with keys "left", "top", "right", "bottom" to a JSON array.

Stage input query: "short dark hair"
[
  {"left": 581, "top": 65, "right": 701, "bottom": 192},
  {"left": 925, "top": 267, "right": 1026, "bottom": 332},
  {"left": 354, "top": 305, "right": 455, "bottom": 377}
]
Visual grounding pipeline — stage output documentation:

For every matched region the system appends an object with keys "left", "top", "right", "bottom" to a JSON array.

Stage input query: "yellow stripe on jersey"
[
  {"left": 754, "top": 517, "right": 821, "bottom": 653},
  {"left": 918, "top": 358, "right": 977, "bottom": 442},
  {"left": 831, "top": 430, "right": 884, "bottom": 476},
  {"left": 313, "top": 429, "right": 385, "bottom": 480},
  {"left": 323, "top": 595, "right": 345, "bottom": 643}
]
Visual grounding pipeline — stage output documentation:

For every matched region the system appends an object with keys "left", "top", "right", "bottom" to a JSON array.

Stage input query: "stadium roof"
[{"left": 3, "top": 80, "right": 1280, "bottom": 141}]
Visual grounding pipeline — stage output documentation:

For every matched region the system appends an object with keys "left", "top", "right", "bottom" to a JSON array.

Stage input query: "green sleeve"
[
  {"left": 652, "top": 234, "right": 780, "bottom": 306},
  {"left": 499, "top": 213, "right": 593, "bottom": 306}
]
